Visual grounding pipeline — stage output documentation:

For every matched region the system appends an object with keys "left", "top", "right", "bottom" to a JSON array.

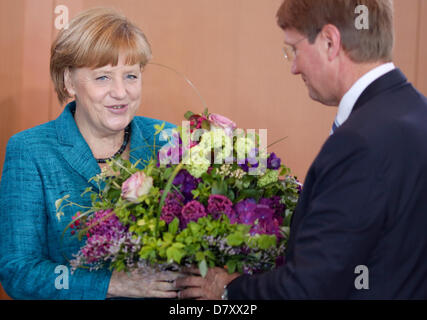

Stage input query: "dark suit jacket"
[{"left": 228, "top": 69, "right": 427, "bottom": 299}]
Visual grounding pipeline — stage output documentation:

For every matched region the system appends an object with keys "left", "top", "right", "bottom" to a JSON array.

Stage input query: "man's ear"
[
  {"left": 64, "top": 68, "right": 76, "bottom": 97},
  {"left": 319, "top": 24, "right": 341, "bottom": 62}
]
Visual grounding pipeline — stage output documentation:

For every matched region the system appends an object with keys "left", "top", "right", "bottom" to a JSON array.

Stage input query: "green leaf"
[
  {"left": 257, "top": 235, "right": 277, "bottom": 249},
  {"left": 166, "top": 244, "right": 186, "bottom": 263},
  {"left": 189, "top": 222, "right": 201, "bottom": 235},
  {"left": 226, "top": 232, "right": 244, "bottom": 246},
  {"left": 168, "top": 217, "right": 179, "bottom": 235},
  {"left": 80, "top": 187, "right": 93, "bottom": 197},
  {"left": 203, "top": 108, "right": 209, "bottom": 117},
  {"left": 199, "top": 259, "right": 208, "bottom": 278},
  {"left": 195, "top": 251, "right": 205, "bottom": 262},
  {"left": 201, "top": 119, "right": 211, "bottom": 131},
  {"left": 184, "top": 111, "right": 195, "bottom": 120},
  {"left": 163, "top": 232, "right": 174, "bottom": 244},
  {"left": 226, "top": 259, "right": 237, "bottom": 274},
  {"left": 154, "top": 122, "right": 165, "bottom": 135},
  {"left": 236, "top": 189, "right": 258, "bottom": 201},
  {"left": 139, "top": 246, "right": 156, "bottom": 260},
  {"left": 226, "top": 190, "right": 235, "bottom": 202},
  {"left": 55, "top": 198, "right": 64, "bottom": 211},
  {"left": 212, "top": 180, "right": 227, "bottom": 196},
  {"left": 55, "top": 195, "right": 69, "bottom": 210}
]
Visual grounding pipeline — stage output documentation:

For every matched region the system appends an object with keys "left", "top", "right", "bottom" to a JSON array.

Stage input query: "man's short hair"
[{"left": 277, "top": 0, "right": 394, "bottom": 63}]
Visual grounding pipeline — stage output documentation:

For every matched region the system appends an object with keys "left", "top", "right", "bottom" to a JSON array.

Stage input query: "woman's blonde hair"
[{"left": 50, "top": 7, "right": 152, "bottom": 105}]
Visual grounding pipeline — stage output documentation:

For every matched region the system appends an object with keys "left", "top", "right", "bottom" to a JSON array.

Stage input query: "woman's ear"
[{"left": 64, "top": 68, "right": 76, "bottom": 97}]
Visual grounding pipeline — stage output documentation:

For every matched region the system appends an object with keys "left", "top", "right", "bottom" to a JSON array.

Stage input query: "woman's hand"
[{"left": 107, "top": 269, "right": 182, "bottom": 299}]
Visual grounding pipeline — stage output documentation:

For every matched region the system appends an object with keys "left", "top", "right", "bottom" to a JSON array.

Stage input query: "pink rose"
[
  {"left": 208, "top": 113, "right": 237, "bottom": 134},
  {"left": 121, "top": 171, "right": 153, "bottom": 203}
]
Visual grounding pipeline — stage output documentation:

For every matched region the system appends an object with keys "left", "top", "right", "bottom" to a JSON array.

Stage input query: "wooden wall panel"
[
  {"left": 0, "top": 0, "right": 25, "bottom": 182},
  {"left": 49, "top": 0, "right": 85, "bottom": 120},
  {"left": 20, "top": 0, "right": 54, "bottom": 130},
  {"left": 0, "top": 0, "right": 426, "bottom": 300},
  {"left": 417, "top": 0, "right": 427, "bottom": 94},
  {"left": 43, "top": 0, "right": 426, "bottom": 181},
  {"left": 2, "top": 0, "right": 425, "bottom": 180},
  {"left": 393, "top": 0, "right": 420, "bottom": 85}
]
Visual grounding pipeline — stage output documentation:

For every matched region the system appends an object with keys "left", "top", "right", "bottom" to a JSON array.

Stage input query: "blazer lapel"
[
  {"left": 55, "top": 101, "right": 101, "bottom": 190},
  {"left": 129, "top": 118, "right": 158, "bottom": 169}
]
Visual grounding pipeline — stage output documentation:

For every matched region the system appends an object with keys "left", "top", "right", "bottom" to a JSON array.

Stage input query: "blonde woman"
[{"left": 0, "top": 8, "right": 180, "bottom": 299}]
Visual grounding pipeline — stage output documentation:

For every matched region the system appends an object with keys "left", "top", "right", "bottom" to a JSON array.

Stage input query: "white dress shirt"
[{"left": 331, "top": 62, "right": 396, "bottom": 134}]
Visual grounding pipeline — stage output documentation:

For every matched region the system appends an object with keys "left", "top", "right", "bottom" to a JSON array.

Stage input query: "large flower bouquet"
[{"left": 56, "top": 110, "right": 301, "bottom": 276}]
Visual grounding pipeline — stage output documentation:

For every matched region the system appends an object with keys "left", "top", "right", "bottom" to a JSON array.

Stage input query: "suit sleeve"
[
  {"left": 228, "top": 131, "right": 386, "bottom": 299},
  {"left": 0, "top": 136, "right": 112, "bottom": 299}
]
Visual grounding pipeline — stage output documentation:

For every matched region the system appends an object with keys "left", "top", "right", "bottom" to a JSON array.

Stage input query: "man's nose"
[{"left": 290, "top": 59, "right": 299, "bottom": 75}]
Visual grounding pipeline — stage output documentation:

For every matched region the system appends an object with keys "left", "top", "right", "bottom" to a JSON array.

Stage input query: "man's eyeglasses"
[{"left": 282, "top": 37, "right": 307, "bottom": 62}]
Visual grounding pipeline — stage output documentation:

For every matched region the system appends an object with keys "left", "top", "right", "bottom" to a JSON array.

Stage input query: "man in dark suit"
[{"left": 176, "top": 0, "right": 427, "bottom": 299}]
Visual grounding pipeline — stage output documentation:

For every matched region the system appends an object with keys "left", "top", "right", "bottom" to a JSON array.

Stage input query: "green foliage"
[{"left": 56, "top": 116, "right": 302, "bottom": 275}]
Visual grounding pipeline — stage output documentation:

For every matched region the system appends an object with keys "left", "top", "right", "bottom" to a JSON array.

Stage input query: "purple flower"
[
  {"left": 233, "top": 199, "right": 281, "bottom": 237},
  {"left": 234, "top": 199, "right": 258, "bottom": 224},
  {"left": 207, "top": 194, "right": 235, "bottom": 220},
  {"left": 173, "top": 169, "right": 201, "bottom": 201},
  {"left": 82, "top": 209, "right": 128, "bottom": 263},
  {"left": 160, "top": 191, "right": 185, "bottom": 224},
  {"left": 249, "top": 204, "right": 279, "bottom": 237},
  {"left": 158, "top": 132, "right": 183, "bottom": 166},
  {"left": 259, "top": 196, "right": 285, "bottom": 225},
  {"left": 267, "top": 153, "right": 281, "bottom": 170},
  {"left": 238, "top": 148, "right": 260, "bottom": 172},
  {"left": 181, "top": 200, "right": 207, "bottom": 227}
]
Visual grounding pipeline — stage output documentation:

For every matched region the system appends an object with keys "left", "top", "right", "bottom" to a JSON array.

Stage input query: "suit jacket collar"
[
  {"left": 351, "top": 68, "right": 408, "bottom": 114},
  {"left": 54, "top": 101, "right": 100, "bottom": 190},
  {"left": 54, "top": 101, "right": 152, "bottom": 190}
]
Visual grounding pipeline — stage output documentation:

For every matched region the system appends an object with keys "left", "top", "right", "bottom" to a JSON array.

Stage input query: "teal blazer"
[{"left": 0, "top": 101, "right": 175, "bottom": 299}]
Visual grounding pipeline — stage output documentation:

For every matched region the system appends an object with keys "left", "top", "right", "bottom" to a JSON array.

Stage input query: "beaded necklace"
[{"left": 71, "top": 108, "right": 131, "bottom": 163}]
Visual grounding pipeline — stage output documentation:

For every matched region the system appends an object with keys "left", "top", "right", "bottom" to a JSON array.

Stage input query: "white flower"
[
  {"left": 186, "top": 145, "right": 210, "bottom": 178},
  {"left": 235, "top": 137, "right": 256, "bottom": 161}
]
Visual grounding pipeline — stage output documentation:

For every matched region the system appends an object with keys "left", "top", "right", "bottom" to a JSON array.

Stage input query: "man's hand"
[{"left": 175, "top": 267, "right": 240, "bottom": 300}]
